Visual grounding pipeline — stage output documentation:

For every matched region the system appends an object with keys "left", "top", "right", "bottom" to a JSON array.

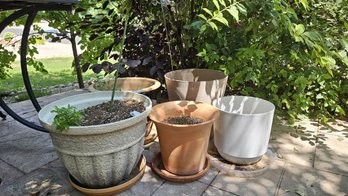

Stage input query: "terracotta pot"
[
  {"left": 89, "top": 77, "right": 161, "bottom": 94},
  {"left": 213, "top": 96, "right": 275, "bottom": 164},
  {"left": 165, "top": 69, "right": 228, "bottom": 104},
  {"left": 38, "top": 91, "right": 152, "bottom": 188},
  {"left": 149, "top": 101, "right": 219, "bottom": 175}
]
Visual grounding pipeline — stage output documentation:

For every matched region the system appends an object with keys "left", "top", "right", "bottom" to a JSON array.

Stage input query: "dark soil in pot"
[
  {"left": 163, "top": 116, "right": 204, "bottom": 125},
  {"left": 81, "top": 98, "right": 145, "bottom": 126}
]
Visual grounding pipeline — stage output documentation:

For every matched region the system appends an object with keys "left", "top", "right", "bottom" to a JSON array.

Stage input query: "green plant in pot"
[{"left": 38, "top": 13, "right": 152, "bottom": 193}]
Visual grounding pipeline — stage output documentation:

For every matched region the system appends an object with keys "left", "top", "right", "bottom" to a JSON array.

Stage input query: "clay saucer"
[
  {"left": 151, "top": 153, "right": 210, "bottom": 183},
  {"left": 144, "top": 122, "right": 158, "bottom": 148},
  {"left": 69, "top": 156, "right": 146, "bottom": 196}
]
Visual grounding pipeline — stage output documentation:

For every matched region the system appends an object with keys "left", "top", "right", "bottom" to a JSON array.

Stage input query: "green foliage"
[
  {"left": 52, "top": 105, "right": 82, "bottom": 132},
  {"left": 188, "top": 0, "right": 347, "bottom": 122},
  {"left": 3, "top": 32, "right": 15, "bottom": 42},
  {"left": 0, "top": 45, "right": 16, "bottom": 79}
]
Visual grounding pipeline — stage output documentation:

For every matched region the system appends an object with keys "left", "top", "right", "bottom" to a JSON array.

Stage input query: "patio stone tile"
[
  {"left": 202, "top": 185, "right": 237, "bottom": 196},
  {"left": 0, "top": 120, "right": 42, "bottom": 142},
  {"left": 0, "top": 132, "right": 58, "bottom": 173},
  {"left": 278, "top": 163, "right": 348, "bottom": 196},
  {"left": 269, "top": 117, "right": 317, "bottom": 167},
  {"left": 0, "top": 167, "right": 82, "bottom": 196},
  {"left": 0, "top": 159, "right": 25, "bottom": 187},
  {"left": 211, "top": 160, "right": 285, "bottom": 196},
  {"left": 119, "top": 166, "right": 165, "bottom": 196},
  {"left": 152, "top": 181, "right": 208, "bottom": 196},
  {"left": 143, "top": 149, "right": 156, "bottom": 165},
  {"left": 198, "top": 168, "right": 219, "bottom": 185},
  {"left": 314, "top": 125, "right": 348, "bottom": 176}
]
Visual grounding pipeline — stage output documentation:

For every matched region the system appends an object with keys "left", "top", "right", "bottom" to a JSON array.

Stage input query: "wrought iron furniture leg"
[
  {"left": 0, "top": 7, "right": 47, "bottom": 132},
  {"left": 20, "top": 8, "right": 41, "bottom": 112}
]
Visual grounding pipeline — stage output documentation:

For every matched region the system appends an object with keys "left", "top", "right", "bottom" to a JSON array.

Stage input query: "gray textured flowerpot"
[
  {"left": 165, "top": 69, "right": 228, "bottom": 104},
  {"left": 213, "top": 96, "right": 275, "bottom": 164},
  {"left": 38, "top": 91, "right": 152, "bottom": 188}
]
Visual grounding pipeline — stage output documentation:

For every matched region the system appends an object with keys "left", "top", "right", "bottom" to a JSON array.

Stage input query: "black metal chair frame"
[{"left": 0, "top": 1, "right": 77, "bottom": 132}]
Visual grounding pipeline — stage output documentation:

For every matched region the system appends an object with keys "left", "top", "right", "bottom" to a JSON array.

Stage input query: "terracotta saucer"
[
  {"left": 69, "top": 156, "right": 146, "bottom": 196},
  {"left": 144, "top": 122, "right": 157, "bottom": 148},
  {"left": 151, "top": 153, "right": 210, "bottom": 183}
]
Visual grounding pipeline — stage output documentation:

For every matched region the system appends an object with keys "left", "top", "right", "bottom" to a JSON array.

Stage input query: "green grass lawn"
[{"left": 0, "top": 57, "right": 96, "bottom": 92}]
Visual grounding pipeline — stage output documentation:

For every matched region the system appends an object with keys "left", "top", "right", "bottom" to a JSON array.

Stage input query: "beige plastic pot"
[
  {"left": 149, "top": 101, "right": 219, "bottom": 175},
  {"left": 165, "top": 69, "right": 228, "bottom": 104},
  {"left": 39, "top": 91, "right": 152, "bottom": 188},
  {"left": 213, "top": 96, "right": 275, "bottom": 164},
  {"left": 89, "top": 77, "right": 161, "bottom": 94}
]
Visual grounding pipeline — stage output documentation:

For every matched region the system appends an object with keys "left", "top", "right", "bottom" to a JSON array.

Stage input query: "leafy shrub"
[{"left": 3, "top": 32, "right": 15, "bottom": 42}]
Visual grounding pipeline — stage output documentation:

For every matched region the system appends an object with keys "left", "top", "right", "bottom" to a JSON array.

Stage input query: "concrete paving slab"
[
  {"left": 0, "top": 132, "right": 57, "bottom": 173},
  {"left": 0, "top": 159, "right": 25, "bottom": 187},
  {"left": 0, "top": 120, "right": 42, "bottom": 142},
  {"left": 119, "top": 166, "right": 165, "bottom": 196},
  {"left": 0, "top": 167, "right": 82, "bottom": 196},
  {"left": 203, "top": 185, "right": 237, "bottom": 196},
  {"left": 315, "top": 125, "right": 348, "bottom": 176},
  {"left": 270, "top": 117, "right": 317, "bottom": 167},
  {"left": 152, "top": 181, "right": 208, "bottom": 196},
  {"left": 198, "top": 167, "right": 219, "bottom": 185},
  {"left": 278, "top": 163, "right": 348, "bottom": 196},
  {"left": 211, "top": 160, "right": 285, "bottom": 196}
]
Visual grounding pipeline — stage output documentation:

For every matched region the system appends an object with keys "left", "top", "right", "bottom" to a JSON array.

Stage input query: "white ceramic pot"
[
  {"left": 165, "top": 69, "right": 228, "bottom": 104},
  {"left": 213, "top": 96, "right": 275, "bottom": 164},
  {"left": 39, "top": 91, "right": 152, "bottom": 188}
]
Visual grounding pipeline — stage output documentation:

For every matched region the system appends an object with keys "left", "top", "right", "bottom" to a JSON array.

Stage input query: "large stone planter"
[
  {"left": 165, "top": 69, "right": 228, "bottom": 104},
  {"left": 149, "top": 101, "right": 219, "bottom": 175},
  {"left": 38, "top": 91, "right": 152, "bottom": 188},
  {"left": 213, "top": 96, "right": 275, "bottom": 164}
]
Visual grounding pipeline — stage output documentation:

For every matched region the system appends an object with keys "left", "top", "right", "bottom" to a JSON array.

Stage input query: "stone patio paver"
[
  {"left": 202, "top": 185, "right": 237, "bottom": 196},
  {"left": 210, "top": 160, "right": 286, "bottom": 196},
  {"left": 270, "top": 117, "right": 318, "bottom": 167},
  {"left": 314, "top": 124, "right": 348, "bottom": 176},
  {"left": 0, "top": 129, "right": 57, "bottom": 173},
  {"left": 152, "top": 180, "right": 208, "bottom": 196},
  {"left": 277, "top": 162, "right": 348, "bottom": 196},
  {"left": 0, "top": 159, "right": 24, "bottom": 187},
  {"left": 119, "top": 166, "right": 164, "bottom": 196}
]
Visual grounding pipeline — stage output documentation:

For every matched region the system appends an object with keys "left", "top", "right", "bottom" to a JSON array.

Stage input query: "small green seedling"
[{"left": 52, "top": 104, "right": 82, "bottom": 132}]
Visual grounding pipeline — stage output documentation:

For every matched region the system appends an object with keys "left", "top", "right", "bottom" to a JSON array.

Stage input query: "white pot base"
[{"left": 218, "top": 150, "right": 263, "bottom": 165}]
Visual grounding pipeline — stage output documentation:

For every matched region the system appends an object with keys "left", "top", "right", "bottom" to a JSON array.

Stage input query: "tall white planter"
[
  {"left": 213, "top": 96, "right": 275, "bottom": 164},
  {"left": 39, "top": 91, "right": 152, "bottom": 188}
]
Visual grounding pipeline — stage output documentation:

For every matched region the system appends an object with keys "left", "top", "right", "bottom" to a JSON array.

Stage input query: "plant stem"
[
  {"left": 161, "top": 5, "right": 175, "bottom": 71},
  {"left": 109, "top": 14, "right": 129, "bottom": 112}
]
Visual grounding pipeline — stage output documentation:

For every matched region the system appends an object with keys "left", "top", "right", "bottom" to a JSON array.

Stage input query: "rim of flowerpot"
[
  {"left": 213, "top": 96, "right": 275, "bottom": 117},
  {"left": 38, "top": 91, "right": 152, "bottom": 135},
  {"left": 164, "top": 69, "right": 227, "bottom": 83},
  {"left": 149, "top": 100, "right": 219, "bottom": 128},
  {"left": 88, "top": 77, "right": 161, "bottom": 93}
]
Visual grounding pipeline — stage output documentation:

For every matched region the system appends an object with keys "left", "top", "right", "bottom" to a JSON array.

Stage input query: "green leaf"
[
  {"left": 295, "top": 24, "right": 305, "bottom": 35},
  {"left": 218, "top": 0, "right": 226, "bottom": 7},
  {"left": 236, "top": 3, "right": 247, "bottom": 16},
  {"left": 207, "top": 21, "right": 218, "bottom": 30},
  {"left": 202, "top": 8, "right": 213, "bottom": 17},
  {"left": 198, "top": 14, "right": 208, "bottom": 21},
  {"left": 226, "top": 5, "right": 239, "bottom": 22},
  {"left": 213, "top": 14, "right": 229, "bottom": 26},
  {"left": 213, "top": 0, "right": 220, "bottom": 11}
]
